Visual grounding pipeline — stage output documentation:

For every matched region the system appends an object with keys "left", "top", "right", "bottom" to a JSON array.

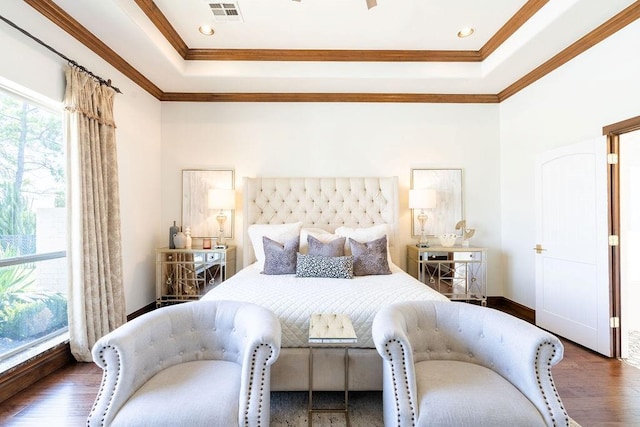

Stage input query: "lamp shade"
[
  {"left": 409, "top": 189, "right": 436, "bottom": 209},
  {"left": 208, "top": 189, "right": 235, "bottom": 210}
]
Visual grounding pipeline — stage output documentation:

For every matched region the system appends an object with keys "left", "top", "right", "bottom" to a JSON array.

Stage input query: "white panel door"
[
  {"left": 620, "top": 131, "right": 640, "bottom": 359},
  {"left": 535, "top": 138, "right": 610, "bottom": 356}
]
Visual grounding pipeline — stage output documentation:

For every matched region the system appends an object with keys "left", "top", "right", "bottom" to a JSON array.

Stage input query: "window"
[{"left": 0, "top": 81, "right": 67, "bottom": 372}]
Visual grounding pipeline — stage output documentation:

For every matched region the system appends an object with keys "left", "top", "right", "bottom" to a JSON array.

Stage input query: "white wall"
[
  {"left": 9, "top": 3, "right": 638, "bottom": 313},
  {"left": 161, "top": 102, "right": 504, "bottom": 294},
  {"left": 499, "top": 20, "right": 640, "bottom": 307},
  {"left": 0, "top": 3, "right": 163, "bottom": 314}
]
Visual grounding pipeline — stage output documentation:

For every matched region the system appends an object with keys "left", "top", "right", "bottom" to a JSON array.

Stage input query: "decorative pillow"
[
  {"left": 307, "top": 234, "right": 346, "bottom": 257},
  {"left": 247, "top": 222, "right": 303, "bottom": 269},
  {"left": 296, "top": 253, "right": 354, "bottom": 279},
  {"left": 262, "top": 236, "right": 299, "bottom": 275},
  {"left": 335, "top": 224, "right": 392, "bottom": 258},
  {"left": 349, "top": 236, "right": 392, "bottom": 276},
  {"left": 299, "top": 228, "right": 340, "bottom": 254}
]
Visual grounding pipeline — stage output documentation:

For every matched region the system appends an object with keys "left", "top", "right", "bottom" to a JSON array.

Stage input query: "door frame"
[{"left": 603, "top": 114, "right": 640, "bottom": 358}]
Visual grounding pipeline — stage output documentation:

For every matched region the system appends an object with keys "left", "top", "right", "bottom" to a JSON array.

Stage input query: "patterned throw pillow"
[
  {"left": 349, "top": 235, "right": 392, "bottom": 276},
  {"left": 262, "top": 236, "right": 299, "bottom": 275},
  {"left": 307, "top": 234, "right": 346, "bottom": 257},
  {"left": 295, "top": 253, "right": 354, "bottom": 279}
]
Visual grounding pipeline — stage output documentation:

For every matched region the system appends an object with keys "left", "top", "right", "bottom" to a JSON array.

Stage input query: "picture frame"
[
  {"left": 410, "top": 168, "right": 463, "bottom": 237},
  {"left": 182, "top": 169, "right": 235, "bottom": 239}
]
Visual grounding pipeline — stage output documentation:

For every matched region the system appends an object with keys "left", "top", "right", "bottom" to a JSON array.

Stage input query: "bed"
[{"left": 201, "top": 176, "right": 448, "bottom": 391}]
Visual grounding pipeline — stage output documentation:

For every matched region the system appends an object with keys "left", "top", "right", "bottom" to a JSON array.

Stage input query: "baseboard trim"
[
  {"left": 487, "top": 296, "right": 535, "bottom": 324},
  {"left": 0, "top": 341, "right": 74, "bottom": 404},
  {"left": 127, "top": 302, "right": 156, "bottom": 321}
]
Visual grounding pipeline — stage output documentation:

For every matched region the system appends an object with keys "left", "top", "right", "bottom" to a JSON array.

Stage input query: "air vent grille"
[{"left": 209, "top": 2, "right": 243, "bottom": 22}]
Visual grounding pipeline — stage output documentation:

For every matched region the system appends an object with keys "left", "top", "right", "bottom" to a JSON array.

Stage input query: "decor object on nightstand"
[
  {"left": 409, "top": 188, "right": 436, "bottom": 247},
  {"left": 202, "top": 237, "right": 212, "bottom": 249},
  {"left": 173, "top": 230, "right": 187, "bottom": 249},
  {"left": 169, "top": 221, "right": 179, "bottom": 249},
  {"left": 438, "top": 233, "right": 457, "bottom": 247},
  {"left": 185, "top": 226, "right": 192, "bottom": 249},
  {"left": 208, "top": 188, "right": 235, "bottom": 249},
  {"left": 455, "top": 220, "right": 476, "bottom": 247}
]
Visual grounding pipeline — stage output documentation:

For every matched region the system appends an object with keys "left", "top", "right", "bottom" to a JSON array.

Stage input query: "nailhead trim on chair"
[
  {"left": 88, "top": 345, "right": 121, "bottom": 427},
  {"left": 244, "top": 343, "right": 274, "bottom": 427},
  {"left": 535, "top": 341, "right": 569, "bottom": 427},
  {"left": 384, "top": 338, "right": 416, "bottom": 427}
]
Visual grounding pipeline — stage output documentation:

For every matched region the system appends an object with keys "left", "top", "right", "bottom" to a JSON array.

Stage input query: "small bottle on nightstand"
[{"left": 185, "top": 227, "right": 192, "bottom": 249}]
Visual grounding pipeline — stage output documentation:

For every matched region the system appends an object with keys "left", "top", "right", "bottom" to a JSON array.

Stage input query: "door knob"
[{"left": 533, "top": 244, "right": 546, "bottom": 254}]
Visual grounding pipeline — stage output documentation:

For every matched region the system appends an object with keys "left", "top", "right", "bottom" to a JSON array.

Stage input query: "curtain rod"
[{"left": 0, "top": 13, "right": 122, "bottom": 94}]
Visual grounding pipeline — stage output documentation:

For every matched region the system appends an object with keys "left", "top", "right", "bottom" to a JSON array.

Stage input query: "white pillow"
[
  {"left": 248, "top": 222, "right": 303, "bottom": 269},
  {"left": 299, "top": 227, "right": 341, "bottom": 254},
  {"left": 334, "top": 224, "right": 392, "bottom": 257}
]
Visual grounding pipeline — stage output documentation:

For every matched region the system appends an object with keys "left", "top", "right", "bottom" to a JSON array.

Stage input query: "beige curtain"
[{"left": 64, "top": 65, "right": 126, "bottom": 362}]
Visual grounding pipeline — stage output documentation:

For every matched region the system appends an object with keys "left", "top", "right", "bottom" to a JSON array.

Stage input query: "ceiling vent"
[{"left": 208, "top": 2, "right": 243, "bottom": 22}]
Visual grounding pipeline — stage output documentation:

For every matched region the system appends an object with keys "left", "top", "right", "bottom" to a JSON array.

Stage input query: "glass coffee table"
[{"left": 308, "top": 313, "right": 357, "bottom": 427}]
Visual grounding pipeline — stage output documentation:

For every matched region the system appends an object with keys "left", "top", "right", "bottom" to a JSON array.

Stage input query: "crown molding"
[
  {"left": 22, "top": 0, "right": 640, "bottom": 103},
  {"left": 498, "top": 1, "right": 640, "bottom": 102},
  {"left": 160, "top": 92, "right": 500, "bottom": 103},
  {"left": 23, "top": 0, "right": 164, "bottom": 99},
  {"left": 136, "top": 0, "right": 548, "bottom": 62}
]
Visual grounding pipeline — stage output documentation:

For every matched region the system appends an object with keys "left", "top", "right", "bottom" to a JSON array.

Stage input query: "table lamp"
[
  {"left": 208, "top": 188, "right": 235, "bottom": 249},
  {"left": 409, "top": 188, "right": 436, "bottom": 248}
]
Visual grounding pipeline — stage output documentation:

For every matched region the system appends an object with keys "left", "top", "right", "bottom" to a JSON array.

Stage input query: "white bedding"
[{"left": 201, "top": 262, "right": 448, "bottom": 348}]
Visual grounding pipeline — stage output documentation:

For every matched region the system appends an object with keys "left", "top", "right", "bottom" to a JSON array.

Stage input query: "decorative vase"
[
  {"left": 173, "top": 231, "right": 187, "bottom": 249},
  {"left": 169, "top": 221, "right": 179, "bottom": 249},
  {"left": 185, "top": 227, "right": 192, "bottom": 249}
]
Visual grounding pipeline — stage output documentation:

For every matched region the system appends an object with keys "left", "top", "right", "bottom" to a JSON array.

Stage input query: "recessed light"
[
  {"left": 199, "top": 25, "right": 215, "bottom": 36},
  {"left": 457, "top": 27, "right": 474, "bottom": 38}
]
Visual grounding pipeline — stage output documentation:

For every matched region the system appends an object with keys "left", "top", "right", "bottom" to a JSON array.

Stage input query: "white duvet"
[{"left": 201, "top": 262, "right": 448, "bottom": 348}]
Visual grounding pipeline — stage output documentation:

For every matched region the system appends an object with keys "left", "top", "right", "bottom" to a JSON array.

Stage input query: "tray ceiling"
[{"left": 4, "top": 0, "right": 640, "bottom": 101}]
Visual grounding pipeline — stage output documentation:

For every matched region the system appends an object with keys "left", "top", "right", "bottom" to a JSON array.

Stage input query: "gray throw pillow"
[
  {"left": 307, "top": 234, "right": 346, "bottom": 257},
  {"left": 262, "top": 236, "right": 299, "bottom": 275},
  {"left": 349, "top": 236, "right": 392, "bottom": 276},
  {"left": 296, "top": 253, "right": 354, "bottom": 279}
]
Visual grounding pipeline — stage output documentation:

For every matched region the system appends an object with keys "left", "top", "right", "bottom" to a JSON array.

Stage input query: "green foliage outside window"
[
  {"left": 0, "top": 247, "right": 67, "bottom": 341},
  {"left": 0, "top": 88, "right": 67, "bottom": 350}
]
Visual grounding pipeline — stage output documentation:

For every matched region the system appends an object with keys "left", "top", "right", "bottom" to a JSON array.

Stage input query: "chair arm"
[
  {"left": 88, "top": 305, "right": 189, "bottom": 427},
  {"left": 234, "top": 303, "right": 281, "bottom": 427},
  {"left": 469, "top": 308, "right": 568, "bottom": 426},
  {"left": 372, "top": 306, "right": 419, "bottom": 426}
]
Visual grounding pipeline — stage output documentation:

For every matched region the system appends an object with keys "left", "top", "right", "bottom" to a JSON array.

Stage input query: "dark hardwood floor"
[{"left": 0, "top": 338, "right": 639, "bottom": 426}]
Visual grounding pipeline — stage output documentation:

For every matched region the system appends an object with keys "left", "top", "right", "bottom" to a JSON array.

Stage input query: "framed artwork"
[
  {"left": 182, "top": 169, "right": 235, "bottom": 238},
  {"left": 410, "top": 168, "right": 463, "bottom": 237}
]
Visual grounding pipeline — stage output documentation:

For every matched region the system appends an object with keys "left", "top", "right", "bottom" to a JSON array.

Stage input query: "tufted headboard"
[{"left": 242, "top": 177, "right": 399, "bottom": 267}]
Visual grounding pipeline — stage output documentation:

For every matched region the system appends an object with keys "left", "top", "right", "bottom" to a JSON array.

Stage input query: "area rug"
[
  {"left": 271, "top": 391, "right": 382, "bottom": 426},
  {"left": 270, "top": 391, "right": 582, "bottom": 426}
]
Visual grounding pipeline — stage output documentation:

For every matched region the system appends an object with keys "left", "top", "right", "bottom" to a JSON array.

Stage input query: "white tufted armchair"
[
  {"left": 87, "top": 300, "right": 281, "bottom": 427},
  {"left": 372, "top": 300, "right": 569, "bottom": 427}
]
